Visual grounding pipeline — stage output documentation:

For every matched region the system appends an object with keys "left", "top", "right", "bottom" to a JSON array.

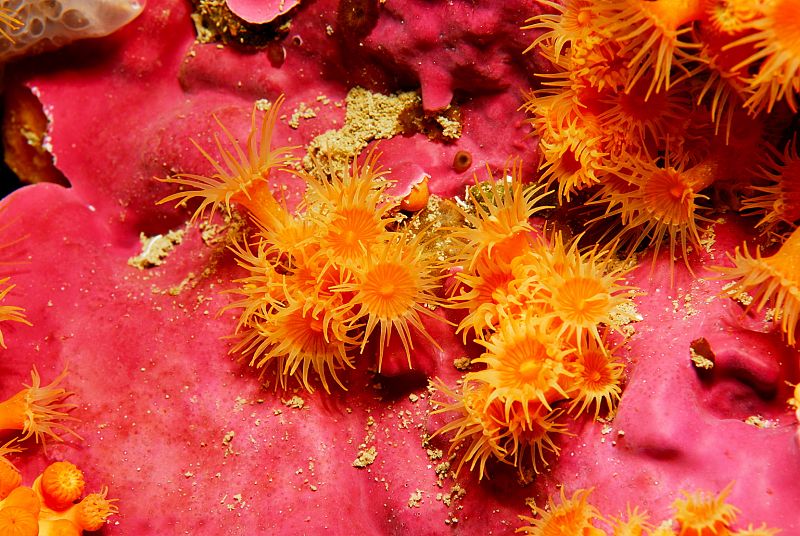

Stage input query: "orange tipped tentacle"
[
  {"left": 0, "top": 277, "right": 31, "bottom": 349},
  {"left": 741, "top": 137, "right": 800, "bottom": 232}
]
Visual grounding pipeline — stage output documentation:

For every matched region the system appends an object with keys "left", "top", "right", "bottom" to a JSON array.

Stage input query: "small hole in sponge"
[{"left": 453, "top": 150, "right": 472, "bottom": 173}]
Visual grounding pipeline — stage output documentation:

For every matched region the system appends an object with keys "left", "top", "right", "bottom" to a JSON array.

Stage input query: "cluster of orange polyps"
[
  {"left": 160, "top": 98, "right": 449, "bottom": 393},
  {"left": 518, "top": 484, "right": 777, "bottom": 536},
  {"left": 523, "top": 0, "right": 800, "bottom": 344},
  {"left": 0, "top": 456, "right": 118, "bottom": 535},
  {"left": 0, "top": 370, "right": 115, "bottom": 535},
  {"left": 431, "top": 165, "right": 635, "bottom": 478},
  {"left": 522, "top": 0, "right": 800, "bottom": 273}
]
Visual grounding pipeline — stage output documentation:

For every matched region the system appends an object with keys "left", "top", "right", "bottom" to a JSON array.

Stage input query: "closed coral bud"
[
  {"left": 0, "top": 506, "right": 39, "bottom": 536},
  {"left": 400, "top": 175, "right": 430, "bottom": 212},
  {"left": 74, "top": 487, "right": 119, "bottom": 531},
  {"left": 0, "top": 464, "right": 20, "bottom": 502},
  {"left": 39, "top": 461, "right": 85, "bottom": 510},
  {"left": 0, "top": 367, "right": 79, "bottom": 445},
  {"left": 1, "top": 487, "right": 40, "bottom": 516},
  {"left": 0, "top": 441, "right": 22, "bottom": 500}
]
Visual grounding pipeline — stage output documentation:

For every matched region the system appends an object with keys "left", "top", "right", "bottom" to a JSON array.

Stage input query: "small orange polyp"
[
  {"left": 0, "top": 367, "right": 79, "bottom": 445},
  {"left": 671, "top": 483, "right": 740, "bottom": 536},
  {"left": 715, "top": 227, "right": 800, "bottom": 346}
]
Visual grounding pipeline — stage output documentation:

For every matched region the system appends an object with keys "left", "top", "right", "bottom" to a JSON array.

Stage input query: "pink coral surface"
[{"left": 1, "top": 0, "right": 798, "bottom": 534}]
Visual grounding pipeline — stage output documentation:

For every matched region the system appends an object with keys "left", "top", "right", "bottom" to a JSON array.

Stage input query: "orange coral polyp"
[
  {"left": 225, "top": 239, "right": 283, "bottom": 326},
  {"left": 726, "top": 0, "right": 800, "bottom": 113},
  {"left": 337, "top": 235, "right": 446, "bottom": 371},
  {"left": 523, "top": 0, "right": 603, "bottom": 64},
  {"left": 430, "top": 380, "right": 509, "bottom": 479},
  {"left": 529, "top": 233, "right": 635, "bottom": 348},
  {"left": 472, "top": 315, "right": 572, "bottom": 420},
  {"left": 504, "top": 406, "right": 569, "bottom": 474},
  {"left": 158, "top": 95, "right": 297, "bottom": 224},
  {"left": 537, "top": 118, "right": 612, "bottom": 202},
  {"left": 742, "top": 138, "right": 800, "bottom": 231},
  {"left": 714, "top": 227, "right": 800, "bottom": 346},
  {"left": 455, "top": 162, "right": 551, "bottom": 270},
  {"left": 301, "top": 150, "right": 395, "bottom": 268},
  {"left": 597, "top": 0, "right": 703, "bottom": 97},
  {"left": 253, "top": 296, "right": 358, "bottom": 392},
  {"left": 567, "top": 337, "right": 625, "bottom": 419},
  {"left": 451, "top": 254, "right": 537, "bottom": 342},
  {"left": 71, "top": 487, "right": 119, "bottom": 531},
  {"left": 517, "top": 487, "right": 606, "bottom": 536},
  {"left": 671, "top": 483, "right": 739, "bottom": 536},
  {"left": 320, "top": 207, "right": 387, "bottom": 265},
  {"left": 608, "top": 505, "right": 652, "bottom": 536},
  {"left": 596, "top": 154, "right": 713, "bottom": 272},
  {"left": 0, "top": 367, "right": 79, "bottom": 445}
]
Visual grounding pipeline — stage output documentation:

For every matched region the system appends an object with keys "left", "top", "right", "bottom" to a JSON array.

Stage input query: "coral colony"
[{"left": 0, "top": 0, "right": 799, "bottom": 533}]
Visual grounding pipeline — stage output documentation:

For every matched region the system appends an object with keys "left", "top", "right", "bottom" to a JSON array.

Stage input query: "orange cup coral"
[
  {"left": 0, "top": 367, "right": 78, "bottom": 446},
  {"left": 714, "top": 226, "right": 800, "bottom": 346}
]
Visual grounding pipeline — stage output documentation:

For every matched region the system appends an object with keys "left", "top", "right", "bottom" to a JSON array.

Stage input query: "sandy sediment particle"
[
  {"left": 352, "top": 445, "right": 378, "bottom": 468},
  {"left": 407, "top": 489, "right": 424, "bottom": 508},
  {"left": 128, "top": 229, "right": 185, "bottom": 269}
]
